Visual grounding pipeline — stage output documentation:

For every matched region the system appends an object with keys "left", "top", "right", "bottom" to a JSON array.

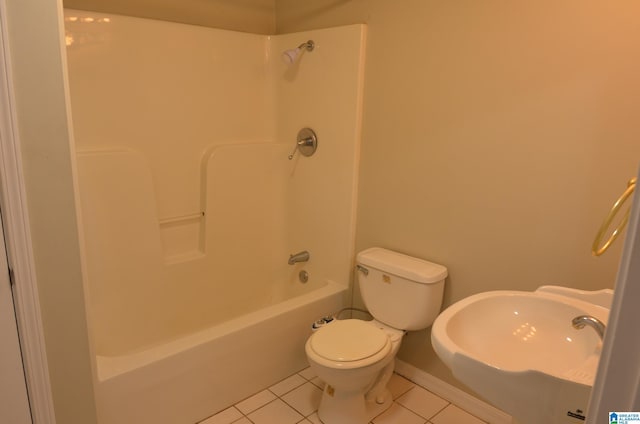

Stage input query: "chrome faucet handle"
[
  {"left": 287, "top": 144, "right": 298, "bottom": 160},
  {"left": 288, "top": 138, "right": 309, "bottom": 160},
  {"left": 288, "top": 128, "right": 318, "bottom": 160}
]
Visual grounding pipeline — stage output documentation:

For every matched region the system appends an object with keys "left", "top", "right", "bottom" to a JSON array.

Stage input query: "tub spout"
[{"left": 288, "top": 250, "right": 310, "bottom": 265}]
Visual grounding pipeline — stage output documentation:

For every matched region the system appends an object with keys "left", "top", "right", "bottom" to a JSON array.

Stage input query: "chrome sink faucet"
[
  {"left": 572, "top": 315, "right": 606, "bottom": 340},
  {"left": 288, "top": 250, "right": 310, "bottom": 265}
]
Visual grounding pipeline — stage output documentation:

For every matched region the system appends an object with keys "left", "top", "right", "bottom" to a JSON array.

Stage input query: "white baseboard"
[{"left": 395, "top": 360, "right": 513, "bottom": 424}]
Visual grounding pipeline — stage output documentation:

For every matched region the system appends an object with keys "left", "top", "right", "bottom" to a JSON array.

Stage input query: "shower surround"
[{"left": 64, "top": 9, "right": 366, "bottom": 423}]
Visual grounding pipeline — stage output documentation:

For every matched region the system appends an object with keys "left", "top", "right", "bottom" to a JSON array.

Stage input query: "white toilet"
[{"left": 305, "top": 247, "right": 447, "bottom": 424}]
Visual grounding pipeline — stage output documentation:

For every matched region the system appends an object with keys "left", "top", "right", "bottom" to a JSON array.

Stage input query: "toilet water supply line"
[{"left": 311, "top": 307, "right": 371, "bottom": 331}]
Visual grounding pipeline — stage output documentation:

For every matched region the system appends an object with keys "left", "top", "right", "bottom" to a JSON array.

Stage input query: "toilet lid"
[{"left": 310, "top": 319, "right": 389, "bottom": 362}]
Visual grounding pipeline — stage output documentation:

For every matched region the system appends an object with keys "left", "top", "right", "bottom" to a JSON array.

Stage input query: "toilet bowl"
[
  {"left": 305, "top": 319, "right": 404, "bottom": 424},
  {"left": 305, "top": 247, "right": 448, "bottom": 424}
]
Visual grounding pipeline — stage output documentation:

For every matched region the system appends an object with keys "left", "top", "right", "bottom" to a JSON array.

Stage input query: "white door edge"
[
  {"left": 0, "top": 0, "right": 56, "bottom": 422},
  {"left": 0, "top": 208, "right": 32, "bottom": 423}
]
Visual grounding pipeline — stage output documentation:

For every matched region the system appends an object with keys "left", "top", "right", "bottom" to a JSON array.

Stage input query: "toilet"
[{"left": 305, "top": 247, "right": 447, "bottom": 424}]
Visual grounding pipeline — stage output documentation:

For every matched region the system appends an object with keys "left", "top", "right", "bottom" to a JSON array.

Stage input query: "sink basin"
[{"left": 432, "top": 286, "right": 612, "bottom": 424}]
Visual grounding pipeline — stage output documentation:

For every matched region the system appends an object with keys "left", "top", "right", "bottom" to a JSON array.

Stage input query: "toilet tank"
[{"left": 356, "top": 247, "right": 447, "bottom": 331}]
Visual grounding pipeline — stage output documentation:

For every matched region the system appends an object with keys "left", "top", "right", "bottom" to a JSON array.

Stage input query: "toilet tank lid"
[{"left": 357, "top": 247, "right": 448, "bottom": 284}]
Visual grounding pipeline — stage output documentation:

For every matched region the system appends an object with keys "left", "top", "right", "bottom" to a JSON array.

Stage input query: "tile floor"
[{"left": 199, "top": 367, "right": 486, "bottom": 424}]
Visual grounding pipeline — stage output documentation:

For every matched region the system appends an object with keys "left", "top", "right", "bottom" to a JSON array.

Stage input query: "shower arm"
[{"left": 298, "top": 40, "right": 314, "bottom": 52}]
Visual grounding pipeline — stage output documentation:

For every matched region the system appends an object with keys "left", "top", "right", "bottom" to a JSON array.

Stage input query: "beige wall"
[
  {"left": 4, "top": 0, "right": 97, "bottom": 422},
  {"left": 277, "top": 0, "right": 640, "bottom": 390},
  {"left": 63, "top": 0, "right": 276, "bottom": 34}
]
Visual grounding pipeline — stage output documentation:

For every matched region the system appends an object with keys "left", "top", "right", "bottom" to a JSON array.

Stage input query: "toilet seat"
[{"left": 307, "top": 319, "right": 392, "bottom": 369}]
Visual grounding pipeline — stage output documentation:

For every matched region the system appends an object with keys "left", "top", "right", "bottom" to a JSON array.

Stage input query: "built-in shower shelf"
[
  {"left": 158, "top": 212, "right": 205, "bottom": 225},
  {"left": 164, "top": 250, "right": 205, "bottom": 266},
  {"left": 159, "top": 211, "right": 205, "bottom": 264}
]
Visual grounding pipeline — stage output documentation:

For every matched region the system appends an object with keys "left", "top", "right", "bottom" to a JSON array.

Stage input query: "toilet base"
[{"left": 317, "top": 387, "right": 392, "bottom": 424}]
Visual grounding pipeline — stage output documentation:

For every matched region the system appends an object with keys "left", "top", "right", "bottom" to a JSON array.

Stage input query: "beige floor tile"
[
  {"left": 430, "top": 404, "right": 486, "bottom": 424},
  {"left": 228, "top": 372, "right": 485, "bottom": 424},
  {"left": 305, "top": 412, "right": 322, "bottom": 424},
  {"left": 199, "top": 406, "right": 242, "bottom": 424},
  {"left": 235, "top": 390, "right": 276, "bottom": 415},
  {"left": 387, "top": 373, "right": 416, "bottom": 399},
  {"left": 248, "top": 399, "right": 304, "bottom": 424},
  {"left": 297, "top": 367, "right": 317, "bottom": 381},
  {"left": 372, "top": 403, "right": 427, "bottom": 424},
  {"left": 396, "top": 386, "right": 449, "bottom": 420},
  {"left": 281, "top": 382, "right": 323, "bottom": 416},
  {"left": 270, "top": 374, "right": 307, "bottom": 396}
]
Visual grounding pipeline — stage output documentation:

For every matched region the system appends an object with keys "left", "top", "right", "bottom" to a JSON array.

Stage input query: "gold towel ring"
[{"left": 592, "top": 177, "right": 637, "bottom": 256}]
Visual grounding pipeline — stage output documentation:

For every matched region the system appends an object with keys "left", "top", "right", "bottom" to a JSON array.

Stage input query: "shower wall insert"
[{"left": 64, "top": 9, "right": 366, "bottom": 424}]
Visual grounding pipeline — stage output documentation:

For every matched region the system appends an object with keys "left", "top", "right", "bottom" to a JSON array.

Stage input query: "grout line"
[
  {"left": 280, "top": 396, "right": 308, "bottom": 418},
  {"left": 428, "top": 402, "right": 451, "bottom": 421},
  {"left": 392, "top": 400, "right": 420, "bottom": 415},
  {"left": 391, "top": 382, "right": 416, "bottom": 400}
]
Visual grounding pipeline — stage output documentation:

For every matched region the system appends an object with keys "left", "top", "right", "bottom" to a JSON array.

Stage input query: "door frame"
[
  {"left": 586, "top": 170, "right": 640, "bottom": 422},
  {"left": 0, "top": 204, "right": 32, "bottom": 423},
  {"left": 0, "top": 1, "right": 56, "bottom": 423}
]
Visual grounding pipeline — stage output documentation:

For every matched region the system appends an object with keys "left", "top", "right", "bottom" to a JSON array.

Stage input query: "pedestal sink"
[{"left": 431, "top": 286, "right": 612, "bottom": 424}]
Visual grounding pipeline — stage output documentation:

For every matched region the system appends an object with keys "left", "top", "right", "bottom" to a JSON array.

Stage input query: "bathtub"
[
  {"left": 65, "top": 11, "right": 364, "bottom": 423},
  {"left": 95, "top": 280, "right": 347, "bottom": 424}
]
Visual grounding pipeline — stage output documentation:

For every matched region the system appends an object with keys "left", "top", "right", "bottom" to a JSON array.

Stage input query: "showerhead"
[
  {"left": 282, "top": 48, "right": 299, "bottom": 64},
  {"left": 282, "top": 40, "right": 315, "bottom": 64}
]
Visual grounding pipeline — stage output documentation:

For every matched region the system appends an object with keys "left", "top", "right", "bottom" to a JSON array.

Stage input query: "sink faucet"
[
  {"left": 288, "top": 250, "right": 310, "bottom": 265},
  {"left": 571, "top": 315, "right": 606, "bottom": 340}
]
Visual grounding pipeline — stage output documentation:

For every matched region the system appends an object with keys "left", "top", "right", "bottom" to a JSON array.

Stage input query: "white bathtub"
[
  {"left": 65, "top": 11, "right": 364, "bottom": 424},
  {"left": 95, "top": 281, "right": 347, "bottom": 424}
]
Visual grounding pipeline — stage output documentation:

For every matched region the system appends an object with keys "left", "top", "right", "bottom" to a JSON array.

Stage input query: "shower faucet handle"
[
  {"left": 288, "top": 138, "right": 308, "bottom": 160},
  {"left": 288, "top": 128, "right": 318, "bottom": 160}
]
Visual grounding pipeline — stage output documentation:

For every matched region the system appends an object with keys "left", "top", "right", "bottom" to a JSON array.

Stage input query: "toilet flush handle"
[{"left": 356, "top": 264, "right": 369, "bottom": 276}]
